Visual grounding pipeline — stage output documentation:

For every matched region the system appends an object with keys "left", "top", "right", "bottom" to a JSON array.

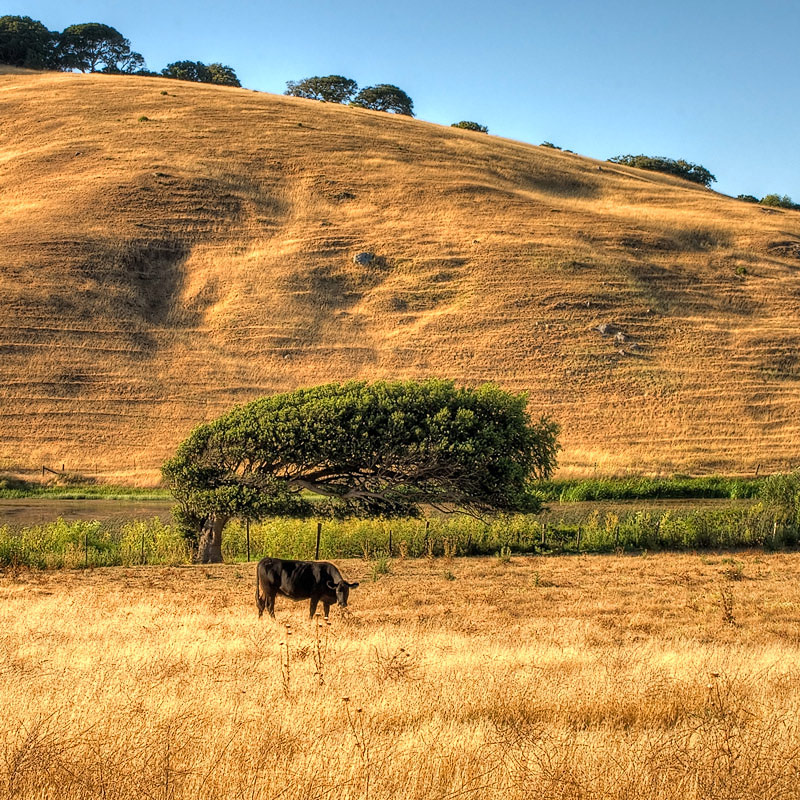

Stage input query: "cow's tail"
[{"left": 255, "top": 563, "right": 267, "bottom": 619}]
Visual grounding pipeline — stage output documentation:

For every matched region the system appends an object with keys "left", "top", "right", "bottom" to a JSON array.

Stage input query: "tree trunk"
[{"left": 196, "top": 515, "right": 229, "bottom": 563}]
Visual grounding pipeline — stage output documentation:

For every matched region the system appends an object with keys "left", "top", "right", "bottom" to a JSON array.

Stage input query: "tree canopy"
[
  {"left": 607, "top": 154, "right": 716, "bottom": 188},
  {"left": 0, "top": 15, "right": 59, "bottom": 69},
  {"left": 285, "top": 75, "right": 358, "bottom": 103},
  {"left": 351, "top": 84, "right": 414, "bottom": 116},
  {"left": 161, "top": 60, "right": 241, "bottom": 86},
  {"left": 58, "top": 23, "right": 143, "bottom": 73},
  {"left": 163, "top": 380, "right": 560, "bottom": 562},
  {"left": 760, "top": 194, "right": 799, "bottom": 210}
]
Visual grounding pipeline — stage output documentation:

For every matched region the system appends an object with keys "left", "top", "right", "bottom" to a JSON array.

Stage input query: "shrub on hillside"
[
  {"left": 760, "top": 194, "right": 799, "bottom": 210},
  {"left": 608, "top": 154, "right": 716, "bottom": 187},
  {"left": 451, "top": 121, "right": 488, "bottom": 133},
  {"left": 737, "top": 194, "right": 759, "bottom": 203}
]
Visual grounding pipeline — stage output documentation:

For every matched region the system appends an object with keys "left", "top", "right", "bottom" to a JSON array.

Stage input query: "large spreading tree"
[
  {"left": 163, "top": 379, "right": 560, "bottom": 562},
  {"left": 58, "top": 23, "right": 144, "bottom": 73}
]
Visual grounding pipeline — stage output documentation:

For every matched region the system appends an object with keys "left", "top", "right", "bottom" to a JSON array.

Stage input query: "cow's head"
[{"left": 327, "top": 579, "right": 359, "bottom": 607}]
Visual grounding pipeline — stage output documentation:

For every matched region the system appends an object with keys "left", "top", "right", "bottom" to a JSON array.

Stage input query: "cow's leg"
[
  {"left": 309, "top": 596, "right": 320, "bottom": 618},
  {"left": 322, "top": 601, "right": 331, "bottom": 620},
  {"left": 266, "top": 591, "right": 276, "bottom": 618},
  {"left": 256, "top": 585, "right": 266, "bottom": 619}
]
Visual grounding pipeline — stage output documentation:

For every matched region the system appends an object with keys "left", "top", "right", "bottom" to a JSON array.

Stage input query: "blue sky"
[{"left": 9, "top": 0, "right": 799, "bottom": 200}]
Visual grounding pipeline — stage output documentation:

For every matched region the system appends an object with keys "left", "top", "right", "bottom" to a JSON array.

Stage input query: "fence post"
[
  {"left": 575, "top": 525, "right": 582, "bottom": 552},
  {"left": 141, "top": 530, "right": 146, "bottom": 565},
  {"left": 541, "top": 525, "right": 546, "bottom": 549},
  {"left": 424, "top": 520, "right": 430, "bottom": 554},
  {"left": 315, "top": 521, "right": 322, "bottom": 560},
  {"left": 246, "top": 519, "right": 251, "bottom": 562},
  {"left": 388, "top": 529, "right": 393, "bottom": 556},
  {"left": 84, "top": 530, "right": 89, "bottom": 568}
]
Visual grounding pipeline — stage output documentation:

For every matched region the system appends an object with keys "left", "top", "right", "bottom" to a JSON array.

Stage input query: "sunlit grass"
[
  {"left": 1, "top": 71, "right": 800, "bottom": 480},
  {"left": 3, "top": 553, "right": 800, "bottom": 799}
]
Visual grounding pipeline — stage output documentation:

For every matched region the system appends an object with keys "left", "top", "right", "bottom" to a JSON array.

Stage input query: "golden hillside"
[{"left": 2, "top": 69, "right": 800, "bottom": 481}]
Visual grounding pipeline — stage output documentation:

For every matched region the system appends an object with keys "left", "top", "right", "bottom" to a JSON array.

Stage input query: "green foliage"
[
  {"left": 608, "top": 154, "right": 716, "bottom": 187},
  {"left": 496, "top": 545, "right": 512, "bottom": 563},
  {"left": 0, "top": 15, "right": 59, "bottom": 69},
  {"left": 540, "top": 475, "right": 763, "bottom": 502},
  {"left": 285, "top": 75, "right": 358, "bottom": 103},
  {"left": 759, "top": 470, "right": 800, "bottom": 529},
  {"left": 760, "top": 194, "right": 799, "bottom": 210},
  {"left": 0, "top": 477, "right": 169, "bottom": 500},
  {"left": 0, "top": 517, "right": 188, "bottom": 569},
  {"left": 58, "top": 23, "right": 144, "bottom": 73},
  {"left": 3, "top": 499, "right": 799, "bottom": 568},
  {"left": 542, "top": 504, "right": 797, "bottom": 553},
  {"left": 163, "top": 380, "right": 560, "bottom": 551},
  {"left": 351, "top": 84, "right": 414, "bottom": 116},
  {"left": 451, "top": 121, "right": 488, "bottom": 133},
  {"left": 161, "top": 60, "right": 240, "bottom": 86},
  {"left": 540, "top": 141, "right": 561, "bottom": 149},
  {"left": 206, "top": 62, "right": 240, "bottom": 86},
  {"left": 0, "top": 475, "right": 31, "bottom": 494},
  {"left": 370, "top": 555, "right": 392, "bottom": 581},
  {"left": 737, "top": 194, "right": 759, "bottom": 203}
]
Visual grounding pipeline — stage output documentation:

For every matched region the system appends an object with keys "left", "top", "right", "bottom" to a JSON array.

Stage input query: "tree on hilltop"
[
  {"left": 451, "top": 121, "right": 488, "bottom": 133},
  {"left": 351, "top": 84, "right": 414, "bottom": 116},
  {"left": 0, "top": 15, "right": 59, "bottom": 69},
  {"left": 163, "top": 379, "right": 560, "bottom": 562},
  {"left": 58, "top": 23, "right": 144, "bottom": 73},
  {"left": 161, "top": 60, "right": 240, "bottom": 86},
  {"left": 207, "top": 62, "right": 240, "bottom": 86},
  {"left": 285, "top": 75, "right": 358, "bottom": 103},
  {"left": 760, "top": 194, "right": 799, "bottom": 210},
  {"left": 608, "top": 154, "right": 716, "bottom": 188}
]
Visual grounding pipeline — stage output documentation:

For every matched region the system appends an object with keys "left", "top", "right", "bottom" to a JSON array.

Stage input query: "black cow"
[{"left": 255, "top": 557, "right": 359, "bottom": 619}]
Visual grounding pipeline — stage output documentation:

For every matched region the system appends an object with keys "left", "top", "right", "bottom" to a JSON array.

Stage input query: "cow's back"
[{"left": 257, "top": 557, "right": 333, "bottom": 600}]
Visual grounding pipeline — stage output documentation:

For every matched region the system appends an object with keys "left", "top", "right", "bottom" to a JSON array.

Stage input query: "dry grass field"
[
  {"left": 2, "top": 68, "right": 800, "bottom": 478},
  {"left": 3, "top": 553, "right": 800, "bottom": 799}
]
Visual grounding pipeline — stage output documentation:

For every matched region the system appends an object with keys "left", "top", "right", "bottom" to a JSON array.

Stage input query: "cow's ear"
[
  {"left": 348, "top": 581, "right": 359, "bottom": 589},
  {"left": 326, "top": 580, "right": 338, "bottom": 592}
]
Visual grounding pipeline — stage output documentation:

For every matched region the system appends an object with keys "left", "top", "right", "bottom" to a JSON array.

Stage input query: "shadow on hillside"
[
  {"left": 68, "top": 237, "right": 188, "bottom": 333},
  {"left": 114, "top": 238, "right": 189, "bottom": 326}
]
